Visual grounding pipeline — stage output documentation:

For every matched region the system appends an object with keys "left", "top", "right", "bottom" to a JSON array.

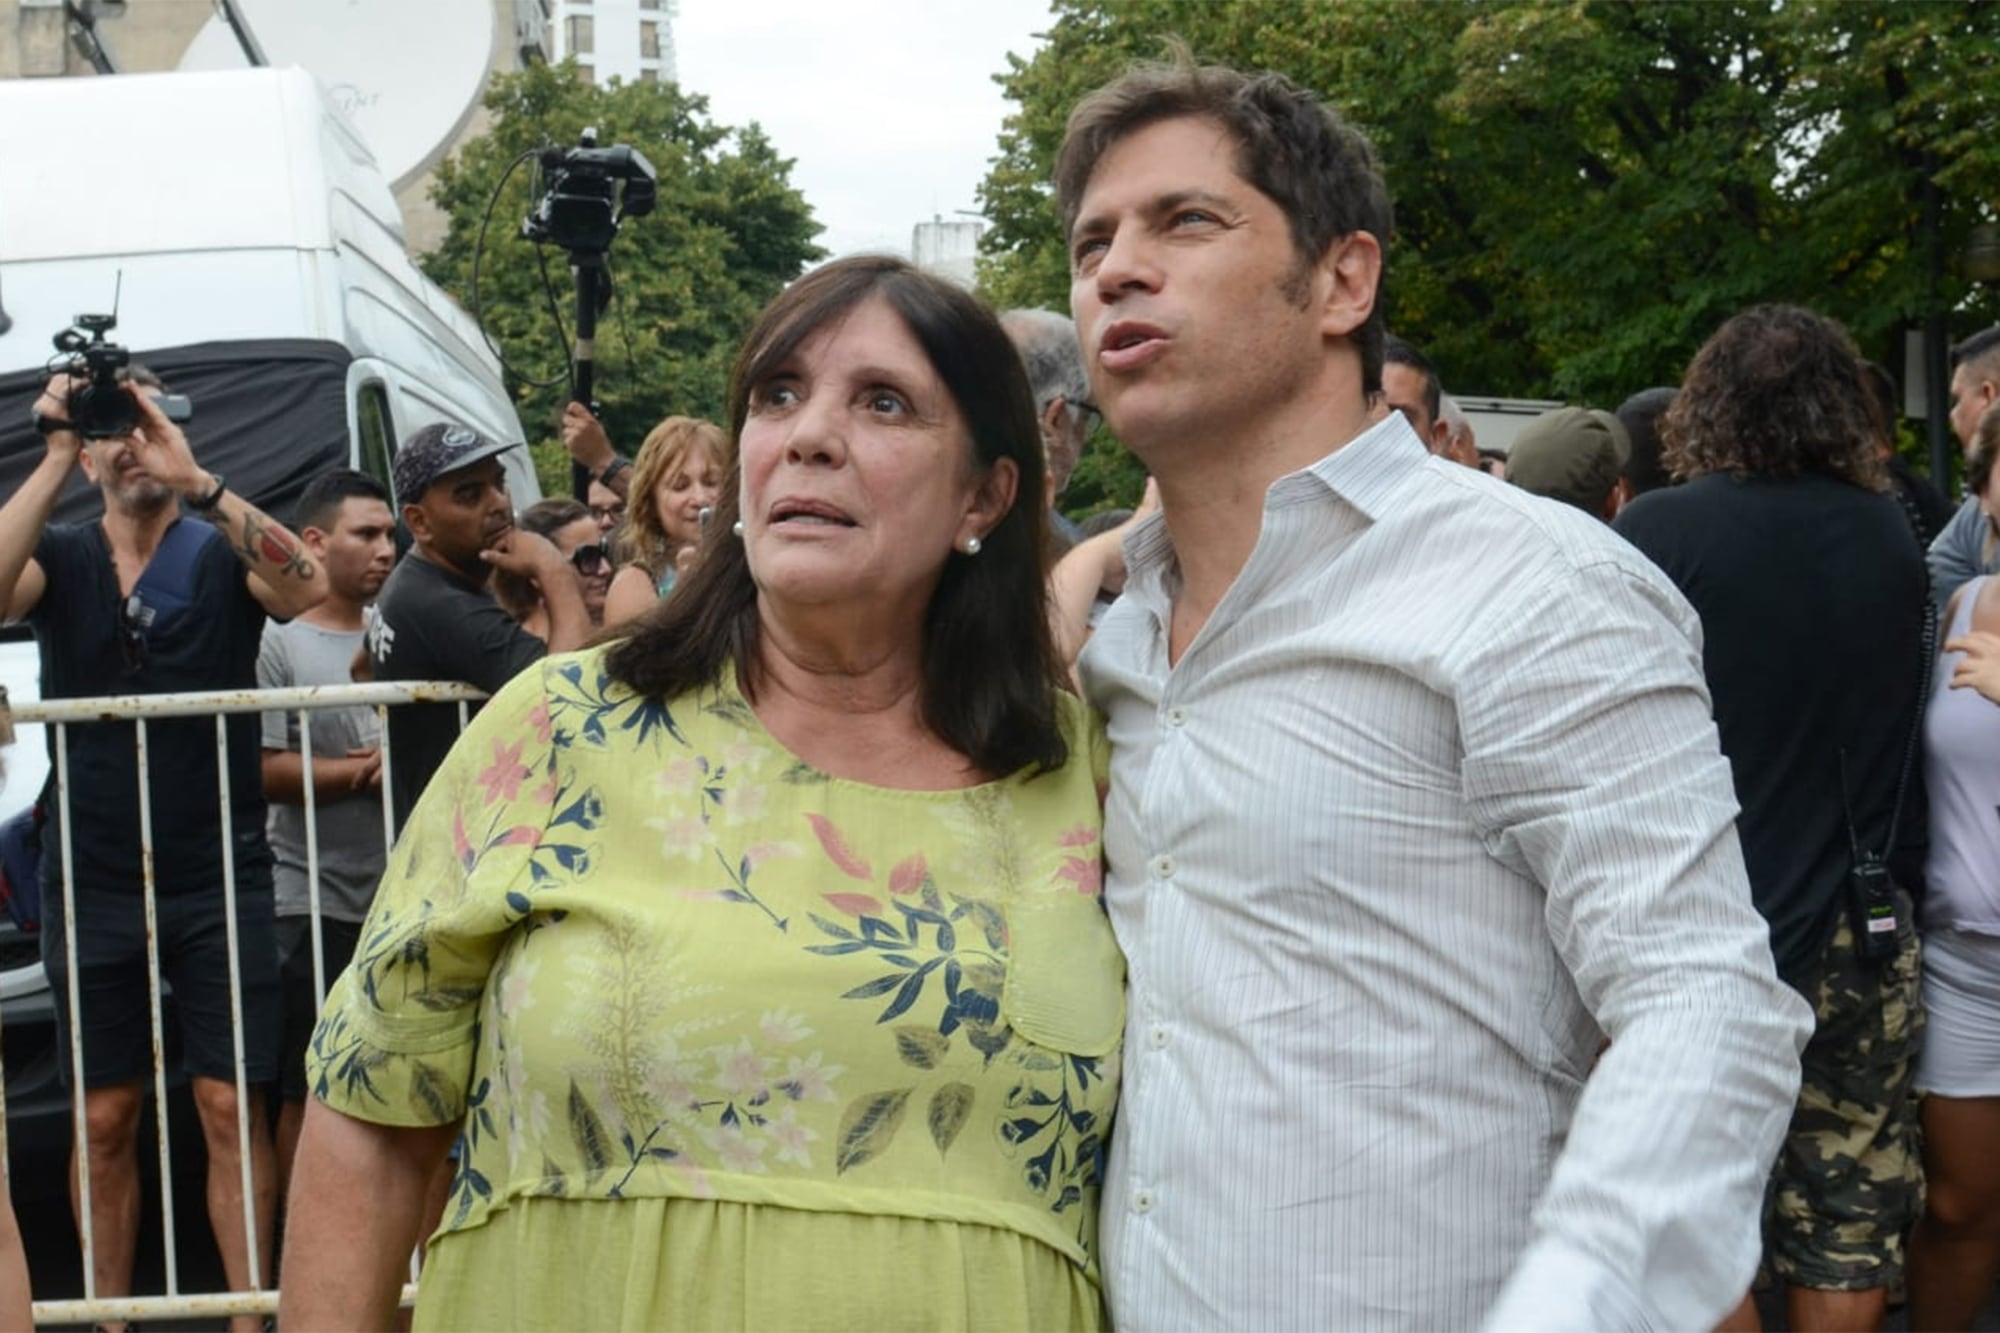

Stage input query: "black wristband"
[
  {"left": 187, "top": 472, "right": 227, "bottom": 512},
  {"left": 596, "top": 456, "right": 632, "bottom": 485}
]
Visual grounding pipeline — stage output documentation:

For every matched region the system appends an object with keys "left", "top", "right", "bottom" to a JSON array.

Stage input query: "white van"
[{"left": 0, "top": 65, "right": 539, "bottom": 820}]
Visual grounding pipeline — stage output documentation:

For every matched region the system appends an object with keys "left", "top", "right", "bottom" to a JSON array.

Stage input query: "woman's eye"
[
  {"left": 867, "top": 391, "right": 908, "bottom": 416},
  {"left": 756, "top": 383, "right": 799, "bottom": 410}
]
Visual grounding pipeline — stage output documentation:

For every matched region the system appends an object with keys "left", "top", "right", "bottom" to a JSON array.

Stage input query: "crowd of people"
[{"left": 1, "top": 44, "right": 1998, "bottom": 1333}]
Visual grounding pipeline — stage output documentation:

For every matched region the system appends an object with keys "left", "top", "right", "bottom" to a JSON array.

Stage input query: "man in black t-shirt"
[
  {"left": 1614, "top": 307, "right": 1928, "bottom": 1333},
  {"left": 0, "top": 369, "right": 326, "bottom": 1331},
  {"left": 368, "top": 422, "right": 589, "bottom": 829}
]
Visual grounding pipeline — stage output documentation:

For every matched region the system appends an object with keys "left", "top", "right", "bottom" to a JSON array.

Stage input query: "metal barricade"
[{"left": 4, "top": 680, "right": 486, "bottom": 1329}]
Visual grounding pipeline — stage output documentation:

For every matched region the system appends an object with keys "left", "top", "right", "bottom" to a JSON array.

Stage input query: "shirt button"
[
  {"left": 1149, "top": 854, "right": 1174, "bottom": 880},
  {"left": 1149, "top": 1025, "right": 1170, "bottom": 1049},
  {"left": 1132, "top": 1189, "right": 1155, "bottom": 1214},
  {"left": 1165, "top": 706, "right": 1187, "bottom": 727}
]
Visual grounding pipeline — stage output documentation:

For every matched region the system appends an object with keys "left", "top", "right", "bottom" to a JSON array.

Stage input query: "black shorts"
[
  {"left": 41, "top": 880, "right": 280, "bottom": 1089},
  {"left": 275, "top": 913, "right": 364, "bottom": 1103}
]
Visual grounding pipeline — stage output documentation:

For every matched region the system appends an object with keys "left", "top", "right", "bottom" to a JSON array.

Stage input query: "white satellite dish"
[{"left": 179, "top": 0, "right": 494, "bottom": 190}]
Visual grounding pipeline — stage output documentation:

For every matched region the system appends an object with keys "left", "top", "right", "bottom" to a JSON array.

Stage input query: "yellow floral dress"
[{"left": 307, "top": 648, "right": 1124, "bottom": 1331}]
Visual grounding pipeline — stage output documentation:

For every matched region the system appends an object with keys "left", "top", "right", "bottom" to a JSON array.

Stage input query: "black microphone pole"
[{"left": 570, "top": 253, "right": 601, "bottom": 501}]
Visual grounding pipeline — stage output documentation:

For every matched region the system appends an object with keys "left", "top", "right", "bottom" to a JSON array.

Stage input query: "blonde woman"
[{"left": 602, "top": 415, "right": 728, "bottom": 628}]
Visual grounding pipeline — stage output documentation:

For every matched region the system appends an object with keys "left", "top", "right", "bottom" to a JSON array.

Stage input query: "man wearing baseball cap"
[
  {"left": 367, "top": 422, "right": 590, "bottom": 828},
  {"left": 1506, "top": 405, "right": 1633, "bottom": 522}
]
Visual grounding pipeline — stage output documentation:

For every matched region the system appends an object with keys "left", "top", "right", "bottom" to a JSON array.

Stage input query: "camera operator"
[{"left": 0, "top": 368, "right": 326, "bottom": 1333}]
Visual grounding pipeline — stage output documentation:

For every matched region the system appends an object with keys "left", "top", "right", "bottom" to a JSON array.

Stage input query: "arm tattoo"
[{"left": 236, "top": 510, "right": 318, "bottom": 580}]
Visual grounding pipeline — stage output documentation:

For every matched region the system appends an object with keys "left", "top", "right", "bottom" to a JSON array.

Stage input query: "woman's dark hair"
[
  {"left": 1662, "top": 304, "right": 1887, "bottom": 490},
  {"left": 603, "top": 254, "right": 1067, "bottom": 777}
]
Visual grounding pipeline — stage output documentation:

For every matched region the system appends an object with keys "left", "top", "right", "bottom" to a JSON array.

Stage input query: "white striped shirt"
[{"left": 1081, "top": 415, "right": 1811, "bottom": 1332}]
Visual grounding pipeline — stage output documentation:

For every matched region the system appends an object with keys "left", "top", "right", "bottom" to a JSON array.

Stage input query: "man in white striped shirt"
[{"left": 1058, "top": 51, "right": 1813, "bottom": 1331}]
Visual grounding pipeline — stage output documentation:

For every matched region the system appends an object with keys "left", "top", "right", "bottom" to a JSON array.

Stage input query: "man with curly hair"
[{"left": 1615, "top": 305, "right": 1930, "bottom": 1333}]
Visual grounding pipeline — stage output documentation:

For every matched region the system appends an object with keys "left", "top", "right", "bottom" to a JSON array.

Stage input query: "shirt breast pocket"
[{"left": 1000, "top": 894, "right": 1126, "bottom": 1058}]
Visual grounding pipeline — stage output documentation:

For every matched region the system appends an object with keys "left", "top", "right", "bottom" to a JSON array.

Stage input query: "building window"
[
  {"left": 566, "top": 14, "right": 593, "bottom": 55},
  {"left": 640, "top": 0, "right": 660, "bottom": 9},
  {"left": 639, "top": 67, "right": 660, "bottom": 83},
  {"left": 639, "top": 20, "right": 660, "bottom": 59}
]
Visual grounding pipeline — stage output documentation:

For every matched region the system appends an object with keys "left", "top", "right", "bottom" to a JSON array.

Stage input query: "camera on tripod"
[
  {"left": 521, "top": 128, "right": 658, "bottom": 255},
  {"left": 49, "top": 311, "right": 192, "bottom": 439}
]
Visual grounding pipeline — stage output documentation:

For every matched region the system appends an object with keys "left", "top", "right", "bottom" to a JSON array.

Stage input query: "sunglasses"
[
  {"left": 1074, "top": 399, "right": 1103, "bottom": 433},
  {"left": 569, "top": 542, "right": 608, "bottom": 575},
  {"left": 118, "top": 593, "right": 152, "bottom": 674},
  {"left": 590, "top": 503, "right": 626, "bottom": 525}
]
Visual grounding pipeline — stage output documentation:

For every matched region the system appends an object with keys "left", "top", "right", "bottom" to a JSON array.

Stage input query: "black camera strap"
[{"left": 1837, "top": 595, "right": 1936, "bottom": 917}]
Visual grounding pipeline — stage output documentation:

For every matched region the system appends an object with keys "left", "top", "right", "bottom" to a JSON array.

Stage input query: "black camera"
[
  {"left": 521, "top": 128, "right": 658, "bottom": 255},
  {"left": 50, "top": 312, "right": 192, "bottom": 439}
]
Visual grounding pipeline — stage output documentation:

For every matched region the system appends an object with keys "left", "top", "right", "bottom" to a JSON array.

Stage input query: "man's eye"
[
  {"left": 1172, "top": 209, "right": 1217, "bottom": 228},
  {"left": 1072, "top": 237, "right": 1108, "bottom": 267}
]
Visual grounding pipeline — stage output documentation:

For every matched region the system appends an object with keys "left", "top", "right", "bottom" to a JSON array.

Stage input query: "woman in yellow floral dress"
[{"left": 278, "top": 255, "right": 1124, "bottom": 1332}]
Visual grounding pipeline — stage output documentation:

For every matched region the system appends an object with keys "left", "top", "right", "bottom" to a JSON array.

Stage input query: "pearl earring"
[
  {"left": 963, "top": 535, "right": 982, "bottom": 555},
  {"left": 731, "top": 519, "right": 745, "bottom": 537}
]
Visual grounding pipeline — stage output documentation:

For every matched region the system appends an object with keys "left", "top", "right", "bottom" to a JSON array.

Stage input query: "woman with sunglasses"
[{"left": 494, "top": 497, "right": 610, "bottom": 633}]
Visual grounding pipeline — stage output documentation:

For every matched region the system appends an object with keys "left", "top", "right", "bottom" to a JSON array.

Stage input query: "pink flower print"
[
  {"left": 718, "top": 782, "right": 768, "bottom": 827},
  {"left": 1057, "top": 823, "right": 1099, "bottom": 849},
  {"left": 702, "top": 1121, "right": 769, "bottom": 1174},
  {"left": 646, "top": 814, "right": 708, "bottom": 864},
  {"left": 768, "top": 1105, "right": 818, "bottom": 1168},
  {"left": 530, "top": 777, "right": 559, "bottom": 806},
  {"left": 651, "top": 757, "right": 704, "bottom": 799},
  {"left": 779, "top": 1051, "right": 842, "bottom": 1103},
  {"left": 805, "top": 812, "right": 873, "bottom": 880},
  {"left": 526, "top": 700, "right": 553, "bottom": 745},
  {"left": 477, "top": 739, "right": 531, "bottom": 805},
  {"left": 713, "top": 1038, "right": 772, "bottom": 1099},
  {"left": 759, "top": 1008, "right": 812, "bottom": 1044},
  {"left": 888, "top": 853, "right": 927, "bottom": 896},
  {"left": 1056, "top": 855, "right": 1103, "bottom": 896},
  {"left": 823, "top": 892, "right": 884, "bottom": 918},
  {"left": 451, "top": 811, "right": 474, "bottom": 869}
]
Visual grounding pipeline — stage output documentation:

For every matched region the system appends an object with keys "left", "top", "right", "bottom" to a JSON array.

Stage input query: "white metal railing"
[{"left": 3, "top": 680, "right": 487, "bottom": 1328}]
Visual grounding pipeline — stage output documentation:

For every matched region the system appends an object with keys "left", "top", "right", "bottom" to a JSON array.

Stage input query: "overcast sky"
[{"left": 674, "top": 0, "right": 1059, "bottom": 260}]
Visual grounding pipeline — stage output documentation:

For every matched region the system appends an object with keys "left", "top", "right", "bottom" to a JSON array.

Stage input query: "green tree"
[
  {"left": 424, "top": 62, "right": 824, "bottom": 495},
  {"left": 980, "top": 0, "right": 2000, "bottom": 507}
]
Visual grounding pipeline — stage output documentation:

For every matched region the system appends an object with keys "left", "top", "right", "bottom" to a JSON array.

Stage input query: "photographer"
[{"left": 0, "top": 367, "right": 324, "bottom": 1333}]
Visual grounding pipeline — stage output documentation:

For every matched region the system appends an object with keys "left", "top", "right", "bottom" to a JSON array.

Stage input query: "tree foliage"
[
  {"left": 979, "top": 0, "right": 2000, "bottom": 510},
  {"left": 423, "top": 62, "right": 823, "bottom": 494}
]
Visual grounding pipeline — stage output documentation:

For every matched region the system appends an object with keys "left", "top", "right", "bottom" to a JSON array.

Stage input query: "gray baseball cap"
[
  {"left": 1506, "top": 407, "right": 1630, "bottom": 515},
  {"left": 392, "top": 422, "right": 518, "bottom": 502}
]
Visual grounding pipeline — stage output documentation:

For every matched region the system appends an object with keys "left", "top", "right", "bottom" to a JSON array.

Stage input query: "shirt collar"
[{"left": 1119, "top": 410, "right": 1431, "bottom": 587}]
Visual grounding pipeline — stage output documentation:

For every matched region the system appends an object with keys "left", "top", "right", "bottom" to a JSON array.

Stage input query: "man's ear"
[
  {"left": 400, "top": 502, "right": 431, "bottom": 546},
  {"left": 76, "top": 445, "right": 100, "bottom": 486},
  {"left": 300, "top": 524, "right": 331, "bottom": 560},
  {"left": 1427, "top": 418, "right": 1451, "bottom": 455},
  {"left": 1040, "top": 396, "right": 1068, "bottom": 444},
  {"left": 1317, "top": 230, "right": 1382, "bottom": 340}
]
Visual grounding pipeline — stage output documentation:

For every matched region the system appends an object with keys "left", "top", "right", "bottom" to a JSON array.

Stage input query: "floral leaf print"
[
  {"left": 835, "top": 1088, "right": 911, "bottom": 1174},
  {"left": 618, "top": 692, "right": 685, "bottom": 749},
  {"left": 823, "top": 892, "right": 884, "bottom": 918},
  {"left": 927, "top": 1082, "right": 974, "bottom": 1154},
  {"left": 569, "top": 1080, "right": 614, "bottom": 1177},
  {"left": 804, "top": 812, "right": 873, "bottom": 880},
  {"left": 1055, "top": 856, "right": 1103, "bottom": 896},
  {"left": 887, "top": 854, "right": 927, "bottom": 896},
  {"left": 893, "top": 1026, "right": 948, "bottom": 1070}
]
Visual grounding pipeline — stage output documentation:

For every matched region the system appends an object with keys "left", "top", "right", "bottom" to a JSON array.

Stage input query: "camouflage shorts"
[{"left": 1764, "top": 892, "right": 1925, "bottom": 1291}]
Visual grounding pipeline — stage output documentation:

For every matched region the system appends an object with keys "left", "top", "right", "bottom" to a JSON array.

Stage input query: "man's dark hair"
[
  {"left": 1951, "top": 324, "right": 2000, "bottom": 371},
  {"left": 603, "top": 254, "right": 1067, "bottom": 778},
  {"left": 1054, "top": 45, "right": 1393, "bottom": 397},
  {"left": 1383, "top": 334, "right": 1441, "bottom": 423},
  {"left": 1663, "top": 305, "right": 1886, "bottom": 491},
  {"left": 1615, "top": 387, "right": 1677, "bottom": 495},
  {"left": 294, "top": 468, "right": 389, "bottom": 532}
]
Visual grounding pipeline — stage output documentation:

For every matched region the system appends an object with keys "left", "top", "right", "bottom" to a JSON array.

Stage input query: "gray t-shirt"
[{"left": 258, "top": 619, "right": 387, "bottom": 923}]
